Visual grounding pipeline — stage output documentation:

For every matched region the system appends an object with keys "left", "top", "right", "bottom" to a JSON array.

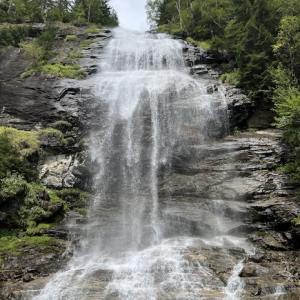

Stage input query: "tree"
[
  {"left": 225, "top": 0, "right": 278, "bottom": 97},
  {"left": 273, "top": 16, "right": 300, "bottom": 79},
  {"left": 146, "top": 0, "right": 162, "bottom": 29}
]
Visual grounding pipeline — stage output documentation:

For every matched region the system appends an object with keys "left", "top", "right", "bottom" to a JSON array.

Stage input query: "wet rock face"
[
  {"left": 159, "top": 128, "right": 300, "bottom": 298},
  {"left": 0, "top": 27, "right": 113, "bottom": 298},
  {"left": 1, "top": 31, "right": 300, "bottom": 299}
]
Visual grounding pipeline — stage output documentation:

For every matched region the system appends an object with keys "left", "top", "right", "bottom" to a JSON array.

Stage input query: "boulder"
[{"left": 38, "top": 155, "right": 81, "bottom": 188}]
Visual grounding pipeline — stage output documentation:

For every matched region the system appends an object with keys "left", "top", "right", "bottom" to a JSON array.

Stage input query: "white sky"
[{"left": 109, "top": 0, "right": 149, "bottom": 31}]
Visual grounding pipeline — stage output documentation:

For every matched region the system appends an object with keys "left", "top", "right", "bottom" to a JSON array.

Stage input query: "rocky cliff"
[{"left": 0, "top": 30, "right": 299, "bottom": 299}]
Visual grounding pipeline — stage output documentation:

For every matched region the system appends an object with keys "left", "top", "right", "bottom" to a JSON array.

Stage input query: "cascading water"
[{"left": 32, "top": 28, "right": 250, "bottom": 300}]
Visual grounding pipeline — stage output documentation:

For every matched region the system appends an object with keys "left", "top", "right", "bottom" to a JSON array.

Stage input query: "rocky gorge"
[{"left": 0, "top": 27, "right": 299, "bottom": 300}]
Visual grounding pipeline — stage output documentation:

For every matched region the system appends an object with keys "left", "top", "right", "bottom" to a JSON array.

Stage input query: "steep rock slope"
[{"left": 0, "top": 32, "right": 299, "bottom": 299}]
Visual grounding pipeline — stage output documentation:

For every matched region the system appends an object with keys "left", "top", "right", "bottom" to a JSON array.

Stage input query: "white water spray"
[{"left": 32, "top": 28, "right": 247, "bottom": 300}]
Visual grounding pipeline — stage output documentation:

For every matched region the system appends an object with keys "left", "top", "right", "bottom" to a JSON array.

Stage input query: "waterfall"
[{"left": 32, "top": 28, "right": 248, "bottom": 300}]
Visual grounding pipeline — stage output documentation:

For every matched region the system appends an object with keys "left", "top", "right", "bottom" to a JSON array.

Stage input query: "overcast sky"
[{"left": 109, "top": 0, "right": 149, "bottom": 31}]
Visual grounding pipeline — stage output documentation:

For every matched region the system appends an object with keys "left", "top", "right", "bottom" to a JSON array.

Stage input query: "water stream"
[{"left": 32, "top": 28, "right": 251, "bottom": 300}]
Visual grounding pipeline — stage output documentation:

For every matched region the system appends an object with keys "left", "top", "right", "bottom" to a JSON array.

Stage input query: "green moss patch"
[{"left": 0, "top": 235, "right": 55, "bottom": 258}]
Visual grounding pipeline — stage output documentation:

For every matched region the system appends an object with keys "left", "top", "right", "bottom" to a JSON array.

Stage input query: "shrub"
[
  {"left": 26, "top": 222, "right": 53, "bottom": 235},
  {"left": 52, "top": 120, "right": 72, "bottom": 131},
  {"left": 55, "top": 188, "right": 91, "bottom": 203},
  {"left": 19, "top": 40, "right": 45, "bottom": 65},
  {"left": 36, "top": 25, "right": 56, "bottom": 52},
  {"left": 0, "top": 25, "right": 30, "bottom": 48},
  {"left": 27, "top": 206, "right": 50, "bottom": 222},
  {"left": 220, "top": 69, "right": 241, "bottom": 86},
  {"left": 64, "top": 35, "right": 78, "bottom": 42},
  {"left": 0, "top": 128, "right": 39, "bottom": 180},
  {"left": 41, "top": 62, "right": 86, "bottom": 79},
  {"left": 37, "top": 128, "right": 64, "bottom": 142},
  {"left": 20, "top": 26, "right": 56, "bottom": 64},
  {"left": 0, "top": 173, "right": 27, "bottom": 202},
  {"left": 0, "top": 127, "right": 39, "bottom": 158}
]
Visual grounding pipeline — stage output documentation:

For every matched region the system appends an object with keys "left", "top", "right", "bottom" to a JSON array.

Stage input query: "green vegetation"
[
  {"left": 80, "top": 39, "right": 97, "bottom": 48},
  {"left": 53, "top": 120, "right": 73, "bottom": 131},
  {"left": 0, "top": 127, "right": 39, "bottom": 180},
  {"left": 146, "top": 0, "right": 300, "bottom": 183},
  {"left": 1, "top": 0, "right": 119, "bottom": 79},
  {"left": 38, "top": 128, "right": 64, "bottom": 142},
  {"left": 0, "top": 125, "right": 89, "bottom": 242},
  {"left": 292, "top": 216, "right": 300, "bottom": 224},
  {"left": 20, "top": 24, "right": 86, "bottom": 79},
  {"left": 68, "top": 53, "right": 85, "bottom": 59},
  {"left": 0, "top": 235, "right": 54, "bottom": 257},
  {"left": 84, "top": 24, "right": 101, "bottom": 34},
  {"left": 0, "top": 174, "right": 27, "bottom": 202},
  {"left": 0, "top": 0, "right": 118, "bottom": 27},
  {"left": 20, "top": 24, "right": 56, "bottom": 63},
  {"left": 41, "top": 62, "right": 86, "bottom": 79},
  {"left": 0, "top": 126, "right": 39, "bottom": 158},
  {"left": 64, "top": 35, "right": 78, "bottom": 42},
  {"left": 220, "top": 70, "right": 240, "bottom": 86},
  {"left": 0, "top": 25, "right": 30, "bottom": 48},
  {"left": 55, "top": 188, "right": 91, "bottom": 204},
  {"left": 186, "top": 37, "right": 211, "bottom": 50}
]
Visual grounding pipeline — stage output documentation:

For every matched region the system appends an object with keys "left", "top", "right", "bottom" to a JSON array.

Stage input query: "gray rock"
[{"left": 38, "top": 155, "right": 81, "bottom": 188}]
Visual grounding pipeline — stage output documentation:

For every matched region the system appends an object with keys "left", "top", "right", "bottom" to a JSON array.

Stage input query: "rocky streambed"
[{"left": 0, "top": 29, "right": 300, "bottom": 299}]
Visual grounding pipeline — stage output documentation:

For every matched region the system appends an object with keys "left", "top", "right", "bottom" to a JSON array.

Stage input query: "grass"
[
  {"left": 84, "top": 24, "right": 102, "bottom": 34},
  {"left": 0, "top": 235, "right": 55, "bottom": 259},
  {"left": 21, "top": 60, "right": 86, "bottom": 80},
  {"left": 41, "top": 62, "right": 86, "bottom": 79},
  {"left": 80, "top": 39, "right": 98, "bottom": 48},
  {"left": 26, "top": 222, "right": 54, "bottom": 235},
  {"left": 37, "top": 127, "right": 65, "bottom": 142},
  {"left": 53, "top": 120, "right": 72, "bottom": 130},
  {"left": 186, "top": 37, "right": 211, "bottom": 50},
  {"left": 292, "top": 216, "right": 300, "bottom": 224},
  {"left": 64, "top": 35, "right": 78, "bottom": 42},
  {"left": 47, "top": 189, "right": 69, "bottom": 211},
  {"left": 68, "top": 53, "right": 85, "bottom": 59},
  {"left": 0, "top": 126, "right": 39, "bottom": 158}
]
